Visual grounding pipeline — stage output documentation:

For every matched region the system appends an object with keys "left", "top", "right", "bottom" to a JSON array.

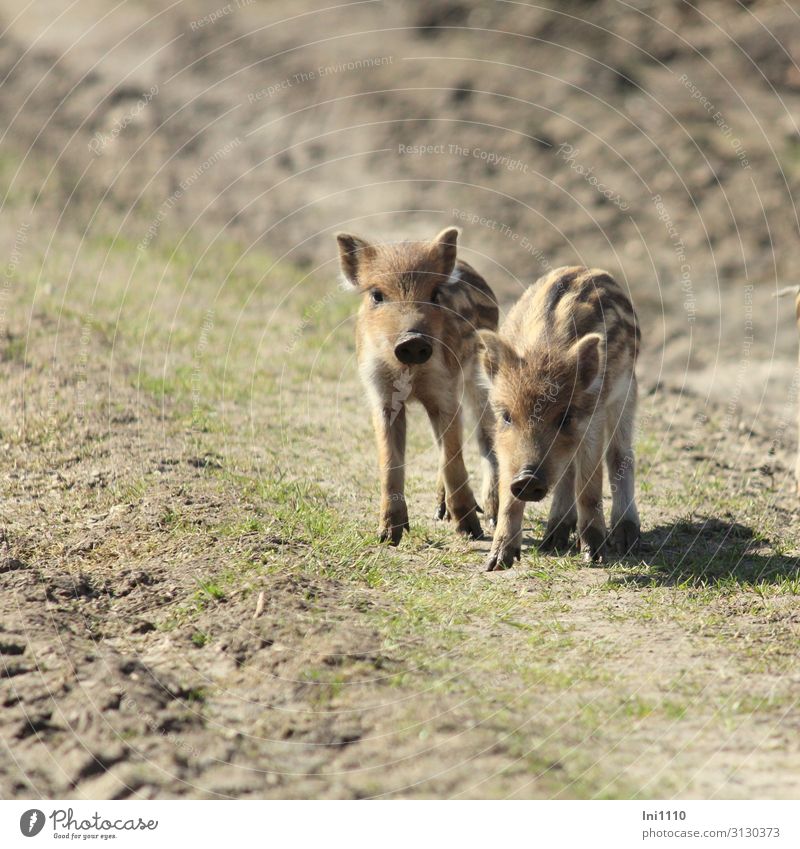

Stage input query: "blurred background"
[{"left": 3, "top": 0, "right": 800, "bottom": 407}]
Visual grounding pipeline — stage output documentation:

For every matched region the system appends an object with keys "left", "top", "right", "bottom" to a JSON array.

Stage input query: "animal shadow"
[{"left": 610, "top": 516, "right": 799, "bottom": 588}]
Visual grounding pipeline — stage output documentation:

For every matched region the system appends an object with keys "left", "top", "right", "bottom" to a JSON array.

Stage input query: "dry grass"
[{"left": 0, "top": 212, "right": 798, "bottom": 799}]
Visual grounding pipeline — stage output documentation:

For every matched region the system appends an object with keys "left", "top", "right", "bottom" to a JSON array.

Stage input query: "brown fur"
[
  {"left": 337, "top": 227, "right": 499, "bottom": 544},
  {"left": 479, "top": 266, "right": 640, "bottom": 569}
]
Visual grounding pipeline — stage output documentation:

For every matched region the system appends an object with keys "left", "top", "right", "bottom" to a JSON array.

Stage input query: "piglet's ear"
[
  {"left": 429, "top": 227, "right": 459, "bottom": 276},
  {"left": 336, "top": 233, "right": 374, "bottom": 288},
  {"left": 477, "top": 329, "right": 514, "bottom": 382},
  {"left": 574, "top": 333, "right": 604, "bottom": 394}
]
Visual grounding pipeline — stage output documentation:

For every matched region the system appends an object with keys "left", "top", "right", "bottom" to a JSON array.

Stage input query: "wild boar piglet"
[
  {"left": 479, "top": 266, "right": 640, "bottom": 570},
  {"left": 337, "top": 227, "right": 500, "bottom": 545}
]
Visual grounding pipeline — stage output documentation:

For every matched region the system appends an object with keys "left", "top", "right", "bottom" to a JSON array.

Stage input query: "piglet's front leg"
[
  {"left": 576, "top": 432, "right": 607, "bottom": 563},
  {"left": 484, "top": 470, "right": 524, "bottom": 571},
  {"left": 425, "top": 402, "right": 482, "bottom": 540},
  {"left": 373, "top": 404, "right": 409, "bottom": 545}
]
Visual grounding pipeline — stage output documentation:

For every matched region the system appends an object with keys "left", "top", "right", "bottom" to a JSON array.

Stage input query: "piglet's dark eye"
[
  {"left": 370, "top": 290, "right": 384, "bottom": 304},
  {"left": 559, "top": 410, "right": 572, "bottom": 430},
  {"left": 501, "top": 409, "right": 512, "bottom": 425},
  {"left": 430, "top": 288, "right": 441, "bottom": 304}
]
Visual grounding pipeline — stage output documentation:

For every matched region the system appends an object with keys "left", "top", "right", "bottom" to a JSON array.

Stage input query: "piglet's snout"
[
  {"left": 510, "top": 467, "right": 548, "bottom": 502},
  {"left": 394, "top": 332, "right": 433, "bottom": 365}
]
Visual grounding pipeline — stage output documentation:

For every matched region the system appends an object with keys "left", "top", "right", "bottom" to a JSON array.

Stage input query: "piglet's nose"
[
  {"left": 510, "top": 467, "right": 548, "bottom": 502},
  {"left": 394, "top": 333, "right": 432, "bottom": 365}
]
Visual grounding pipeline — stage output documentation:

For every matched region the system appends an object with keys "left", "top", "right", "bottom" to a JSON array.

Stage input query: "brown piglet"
[
  {"left": 478, "top": 266, "right": 640, "bottom": 570},
  {"left": 337, "top": 227, "right": 499, "bottom": 545}
]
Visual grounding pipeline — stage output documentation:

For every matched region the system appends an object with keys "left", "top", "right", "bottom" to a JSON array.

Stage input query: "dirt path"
[
  {"left": 0, "top": 230, "right": 796, "bottom": 799},
  {"left": 0, "top": 0, "right": 799, "bottom": 799}
]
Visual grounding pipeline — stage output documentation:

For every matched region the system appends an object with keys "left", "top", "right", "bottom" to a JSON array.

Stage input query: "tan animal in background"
[
  {"left": 478, "top": 266, "right": 640, "bottom": 570},
  {"left": 337, "top": 227, "right": 499, "bottom": 544}
]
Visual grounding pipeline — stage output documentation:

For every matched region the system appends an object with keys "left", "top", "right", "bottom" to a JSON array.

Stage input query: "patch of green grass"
[
  {"left": 0, "top": 152, "right": 38, "bottom": 206},
  {"left": 136, "top": 372, "right": 181, "bottom": 401},
  {"left": 191, "top": 630, "right": 210, "bottom": 648},
  {"left": 110, "top": 476, "right": 148, "bottom": 503},
  {"left": 1, "top": 335, "right": 27, "bottom": 364},
  {"left": 662, "top": 700, "right": 690, "bottom": 720},
  {"left": 781, "top": 136, "right": 800, "bottom": 178},
  {"left": 195, "top": 578, "right": 225, "bottom": 602},
  {"left": 302, "top": 668, "right": 347, "bottom": 705},
  {"left": 159, "top": 507, "right": 181, "bottom": 529},
  {"left": 183, "top": 687, "right": 207, "bottom": 703},
  {"left": 158, "top": 576, "right": 228, "bottom": 631},
  {"left": 216, "top": 517, "right": 267, "bottom": 537}
]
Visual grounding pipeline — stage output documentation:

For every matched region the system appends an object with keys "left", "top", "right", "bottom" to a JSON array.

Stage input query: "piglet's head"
[
  {"left": 478, "top": 329, "right": 604, "bottom": 501},
  {"left": 336, "top": 228, "right": 460, "bottom": 366}
]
